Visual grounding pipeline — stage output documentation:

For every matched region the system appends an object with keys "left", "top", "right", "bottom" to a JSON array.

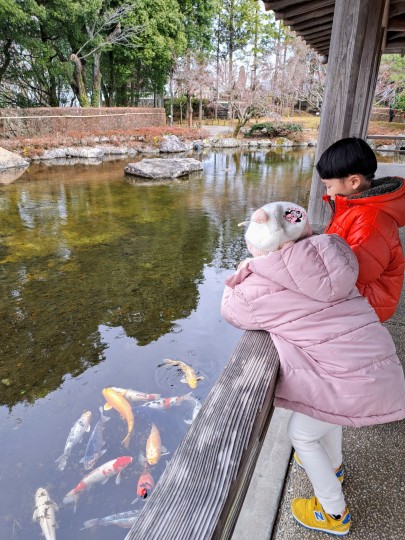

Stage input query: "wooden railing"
[{"left": 125, "top": 330, "right": 279, "bottom": 540}]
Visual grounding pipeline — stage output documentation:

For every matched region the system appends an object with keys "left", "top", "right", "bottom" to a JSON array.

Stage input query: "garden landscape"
[{"left": 1, "top": 1, "right": 405, "bottom": 540}]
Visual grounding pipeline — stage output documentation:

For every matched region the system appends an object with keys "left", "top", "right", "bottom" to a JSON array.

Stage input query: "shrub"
[{"left": 245, "top": 122, "right": 303, "bottom": 138}]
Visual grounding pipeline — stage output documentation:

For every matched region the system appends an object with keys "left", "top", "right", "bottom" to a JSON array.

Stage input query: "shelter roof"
[{"left": 263, "top": 0, "right": 405, "bottom": 56}]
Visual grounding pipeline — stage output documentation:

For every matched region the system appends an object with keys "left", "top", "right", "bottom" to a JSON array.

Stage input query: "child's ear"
[{"left": 348, "top": 174, "right": 364, "bottom": 191}]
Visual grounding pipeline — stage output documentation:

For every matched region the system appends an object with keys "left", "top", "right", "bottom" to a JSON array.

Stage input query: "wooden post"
[{"left": 308, "top": 0, "right": 388, "bottom": 226}]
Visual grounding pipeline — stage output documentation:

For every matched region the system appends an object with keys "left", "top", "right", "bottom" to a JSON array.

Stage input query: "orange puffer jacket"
[{"left": 323, "top": 176, "right": 405, "bottom": 322}]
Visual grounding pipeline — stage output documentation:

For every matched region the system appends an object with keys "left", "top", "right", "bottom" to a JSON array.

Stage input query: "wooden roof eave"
[{"left": 263, "top": 0, "right": 405, "bottom": 58}]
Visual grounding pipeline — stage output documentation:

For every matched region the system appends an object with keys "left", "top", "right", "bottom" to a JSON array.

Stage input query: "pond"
[{"left": 1, "top": 146, "right": 395, "bottom": 539}]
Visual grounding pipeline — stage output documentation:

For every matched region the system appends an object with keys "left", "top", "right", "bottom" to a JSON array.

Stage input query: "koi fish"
[
  {"left": 63, "top": 456, "right": 132, "bottom": 511},
  {"left": 141, "top": 392, "right": 192, "bottom": 410},
  {"left": 136, "top": 468, "right": 155, "bottom": 499},
  {"left": 82, "top": 509, "right": 140, "bottom": 529},
  {"left": 55, "top": 411, "right": 91, "bottom": 471},
  {"left": 184, "top": 396, "right": 202, "bottom": 424},
  {"left": 80, "top": 407, "right": 109, "bottom": 470},
  {"left": 33, "top": 487, "right": 58, "bottom": 540},
  {"left": 145, "top": 423, "right": 168, "bottom": 466},
  {"left": 109, "top": 387, "right": 161, "bottom": 402},
  {"left": 102, "top": 387, "right": 134, "bottom": 448},
  {"left": 163, "top": 358, "right": 204, "bottom": 389}
]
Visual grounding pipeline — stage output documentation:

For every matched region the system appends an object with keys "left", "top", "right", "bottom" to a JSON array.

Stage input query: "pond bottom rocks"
[{"left": 124, "top": 157, "right": 203, "bottom": 179}]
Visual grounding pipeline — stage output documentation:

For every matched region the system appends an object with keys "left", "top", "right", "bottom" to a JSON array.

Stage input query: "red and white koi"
[
  {"left": 141, "top": 392, "right": 193, "bottom": 410},
  {"left": 136, "top": 467, "right": 155, "bottom": 499},
  {"left": 33, "top": 487, "right": 58, "bottom": 540},
  {"left": 63, "top": 456, "right": 132, "bottom": 510},
  {"left": 55, "top": 411, "right": 92, "bottom": 471},
  {"left": 109, "top": 386, "right": 161, "bottom": 402},
  {"left": 163, "top": 358, "right": 204, "bottom": 389}
]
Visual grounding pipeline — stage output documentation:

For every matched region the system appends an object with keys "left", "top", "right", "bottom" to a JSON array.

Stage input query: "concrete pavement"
[{"left": 233, "top": 162, "right": 405, "bottom": 540}]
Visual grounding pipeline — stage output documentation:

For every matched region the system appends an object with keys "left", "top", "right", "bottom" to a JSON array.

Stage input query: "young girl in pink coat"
[{"left": 221, "top": 201, "right": 405, "bottom": 536}]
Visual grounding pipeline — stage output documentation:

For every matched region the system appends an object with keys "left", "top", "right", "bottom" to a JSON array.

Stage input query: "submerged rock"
[
  {"left": 0, "top": 147, "right": 30, "bottom": 170},
  {"left": 0, "top": 165, "right": 29, "bottom": 185},
  {"left": 125, "top": 158, "right": 203, "bottom": 179}
]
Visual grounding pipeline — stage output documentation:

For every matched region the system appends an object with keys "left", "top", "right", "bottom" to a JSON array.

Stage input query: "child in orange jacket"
[{"left": 316, "top": 137, "right": 405, "bottom": 321}]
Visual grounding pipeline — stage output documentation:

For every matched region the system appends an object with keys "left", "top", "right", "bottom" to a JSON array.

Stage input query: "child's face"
[{"left": 321, "top": 174, "right": 369, "bottom": 200}]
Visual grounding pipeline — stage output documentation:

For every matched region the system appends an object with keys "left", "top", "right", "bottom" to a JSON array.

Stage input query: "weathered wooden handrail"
[
  {"left": 125, "top": 330, "right": 279, "bottom": 540},
  {"left": 367, "top": 134, "right": 405, "bottom": 140}
]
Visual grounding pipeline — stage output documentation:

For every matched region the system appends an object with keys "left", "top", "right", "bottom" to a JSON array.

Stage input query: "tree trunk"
[
  {"left": 228, "top": 0, "right": 234, "bottom": 120},
  {"left": 70, "top": 53, "right": 89, "bottom": 107},
  {"left": 199, "top": 89, "right": 203, "bottom": 120},
  {"left": 0, "top": 39, "right": 12, "bottom": 84},
  {"left": 91, "top": 51, "right": 102, "bottom": 107},
  {"left": 48, "top": 73, "right": 59, "bottom": 106},
  {"left": 169, "top": 69, "right": 174, "bottom": 125}
]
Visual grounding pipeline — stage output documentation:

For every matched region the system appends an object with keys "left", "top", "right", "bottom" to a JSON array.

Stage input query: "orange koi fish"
[
  {"left": 145, "top": 423, "right": 168, "bottom": 466},
  {"left": 163, "top": 358, "right": 204, "bottom": 389},
  {"left": 102, "top": 387, "right": 134, "bottom": 448}
]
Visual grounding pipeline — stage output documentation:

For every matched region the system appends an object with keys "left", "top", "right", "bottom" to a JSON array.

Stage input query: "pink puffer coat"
[{"left": 221, "top": 234, "right": 405, "bottom": 427}]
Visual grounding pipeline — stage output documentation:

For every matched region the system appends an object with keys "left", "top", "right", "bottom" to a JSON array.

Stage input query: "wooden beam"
[
  {"left": 125, "top": 331, "right": 279, "bottom": 540},
  {"left": 388, "top": 15, "right": 405, "bottom": 30},
  {"left": 389, "top": 3, "right": 405, "bottom": 17},
  {"left": 310, "top": 36, "right": 333, "bottom": 47},
  {"left": 283, "top": 5, "right": 335, "bottom": 26},
  {"left": 294, "top": 14, "right": 334, "bottom": 31},
  {"left": 299, "top": 27, "right": 332, "bottom": 41},
  {"left": 274, "top": 0, "right": 335, "bottom": 19},
  {"left": 308, "top": 0, "right": 387, "bottom": 226},
  {"left": 386, "top": 37, "right": 405, "bottom": 46},
  {"left": 263, "top": 0, "right": 308, "bottom": 12}
]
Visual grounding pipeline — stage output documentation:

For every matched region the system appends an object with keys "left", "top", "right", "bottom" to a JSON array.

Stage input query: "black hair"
[{"left": 316, "top": 137, "right": 377, "bottom": 180}]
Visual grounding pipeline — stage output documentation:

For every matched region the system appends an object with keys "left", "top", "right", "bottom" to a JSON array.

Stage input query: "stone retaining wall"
[
  {"left": 370, "top": 107, "right": 405, "bottom": 123},
  {"left": 0, "top": 107, "right": 166, "bottom": 139}
]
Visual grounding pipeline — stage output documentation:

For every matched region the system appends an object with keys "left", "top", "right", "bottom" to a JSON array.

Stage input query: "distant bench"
[{"left": 125, "top": 331, "right": 279, "bottom": 540}]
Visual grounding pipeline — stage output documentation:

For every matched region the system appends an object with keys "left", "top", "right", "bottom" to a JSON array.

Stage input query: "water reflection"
[{"left": 0, "top": 148, "right": 316, "bottom": 540}]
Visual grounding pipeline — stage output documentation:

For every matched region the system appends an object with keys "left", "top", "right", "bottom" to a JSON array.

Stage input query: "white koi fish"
[
  {"left": 33, "top": 487, "right": 58, "bottom": 540},
  {"left": 109, "top": 387, "right": 161, "bottom": 402},
  {"left": 80, "top": 407, "right": 109, "bottom": 470},
  {"left": 63, "top": 456, "right": 132, "bottom": 511},
  {"left": 163, "top": 358, "right": 204, "bottom": 389},
  {"left": 82, "top": 509, "right": 140, "bottom": 529},
  {"left": 55, "top": 411, "right": 92, "bottom": 471},
  {"left": 184, "top": 396, "right": 202, "bottom": 424},
  {"left": 141, "top": 392, "right": 193, "bottom": 410}
]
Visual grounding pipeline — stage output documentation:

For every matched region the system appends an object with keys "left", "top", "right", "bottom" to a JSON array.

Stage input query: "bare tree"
[
  {"left": 227, "top": 65, "right": 274, "bottom": 137},
  {"left": 172, "top": 52, "right": 215, "bottom": 124}
]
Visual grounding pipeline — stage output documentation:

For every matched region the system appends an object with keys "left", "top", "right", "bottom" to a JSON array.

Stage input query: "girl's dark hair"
[{"left": 316, "top": 137, "right": 377, "bottom": 180}]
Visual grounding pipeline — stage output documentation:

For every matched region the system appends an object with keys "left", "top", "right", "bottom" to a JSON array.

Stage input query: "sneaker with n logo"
[{"left": 291, "top": 496, "right": 351, "bottom": 536}]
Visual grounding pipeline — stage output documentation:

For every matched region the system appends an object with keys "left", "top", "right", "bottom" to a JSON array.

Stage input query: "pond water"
[{"left": 0, "top": 147, "right": 397, "bottom": 539}]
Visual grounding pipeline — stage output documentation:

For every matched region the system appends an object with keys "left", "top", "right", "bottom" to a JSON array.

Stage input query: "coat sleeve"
[
  {"left": 220, "top": 285, "right": 263, "bottom": 331},
  {"left": 345, "top": 214, "right": 393, "bottom": 285}
]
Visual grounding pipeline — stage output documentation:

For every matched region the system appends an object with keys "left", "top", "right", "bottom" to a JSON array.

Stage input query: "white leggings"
[{"left": 287, "top": 412, "right": 346, "bottom": 515}]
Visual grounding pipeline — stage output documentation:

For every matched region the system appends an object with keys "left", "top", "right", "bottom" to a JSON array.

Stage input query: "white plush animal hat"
[{"left": 241, "top": 201, "right": 312, "bottom": 256}]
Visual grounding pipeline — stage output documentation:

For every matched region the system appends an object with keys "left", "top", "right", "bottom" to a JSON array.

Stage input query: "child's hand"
[{"left": 237, "top": 258, "right": 252, "bottom": 271}]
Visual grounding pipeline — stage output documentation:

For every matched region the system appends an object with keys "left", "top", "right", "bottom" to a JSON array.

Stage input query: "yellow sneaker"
[
  {"left": 291, "top": 496, "right": 351, "bottom": 536},
  {"left": 294, "top": 451, "right": 345, "bottom": 483}
]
